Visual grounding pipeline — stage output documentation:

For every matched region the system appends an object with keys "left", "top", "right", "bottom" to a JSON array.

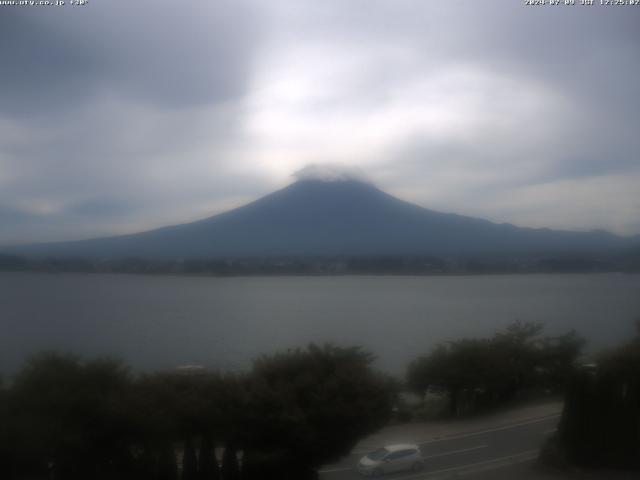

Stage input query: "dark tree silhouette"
[
  {"left": 0, "top": 377, "right": 12, "bottom": 480},
  {"left": 407, "top": 321, "right": 584, "bottom": 416},
  {"left": 4, "top": 345, "right": 395, "bottom": 478},
  {"left": 182, "top": 437, "right": 197, "bottom": 480},
  {"left": 242, "top": 344, "right": 394, "bottom": 478},
  {"left": 157, "top": 443, "right": 178, "bottom": 480},
  {"left": 197, "top": 434, "right": 220, "bottom": 480},
  {"left": 221, "top": 444, "right": 240, "bottom": 480},
  {"left": 8, "top": 352, "right": 134, "bottom": 479},
  {"left": 558, "top": 321, "right": 640, "bottom": 469}
]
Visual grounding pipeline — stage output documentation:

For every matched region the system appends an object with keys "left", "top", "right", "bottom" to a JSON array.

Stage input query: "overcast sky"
[{"left": 1, "top": 0, "right": 639, "bottom": 246}]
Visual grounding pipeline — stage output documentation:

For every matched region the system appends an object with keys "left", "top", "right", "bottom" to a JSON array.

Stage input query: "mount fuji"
[{"left": 6, "top": 179, "right": 637, "bottom": 259}]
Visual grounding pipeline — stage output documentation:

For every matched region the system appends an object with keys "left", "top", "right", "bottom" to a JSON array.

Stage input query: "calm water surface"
[{"left": 1, "top": 272, "right": 639, "bottom": 376}]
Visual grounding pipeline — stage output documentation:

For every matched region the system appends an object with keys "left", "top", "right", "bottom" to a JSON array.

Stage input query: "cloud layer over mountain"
[{"left": 1, "top": 0, "right": 638, "bottom": 245}]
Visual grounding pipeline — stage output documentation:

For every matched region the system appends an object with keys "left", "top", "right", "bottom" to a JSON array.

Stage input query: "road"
[{"left": 319, "top": 414, "right": 560, "bottom": 479}]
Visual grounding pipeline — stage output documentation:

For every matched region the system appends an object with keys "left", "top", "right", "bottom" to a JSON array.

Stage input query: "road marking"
[
  {"left": 319, "top": 444, "right": 488, "bottom": 474},
  {"left": 427, "top": 449, "right": 539, "bottom": 478},
  {"left": 423, "top": 444, "right": 488, "bottom": 460},
  {"left": 375, "top": 449, "right": 539, "bottom": 480},
  {"left": 320, "top": 414, "right": 558, "bottom": 475},
  {"left": 318, "top": 466, "right": 352, "bottom": 474},
  {"left": 351, "top": 413, "right": 560, "bottom": 455},
  {"left": 419, "top": 414, "right": 560, "bottom": 443}
]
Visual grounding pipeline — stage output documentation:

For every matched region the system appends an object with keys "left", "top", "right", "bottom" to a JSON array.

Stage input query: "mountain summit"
[{"left": 8, "top": 179, "right": 635, "bottom": 259}]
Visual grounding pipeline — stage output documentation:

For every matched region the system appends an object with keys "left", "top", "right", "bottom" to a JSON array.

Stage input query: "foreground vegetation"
[
  {"left": 407, "top": 321, "right": 584, "bottom": 417},
  {"left": 2, "top": 321, "right": 638, "bottom": 478},
  {"left": 544, "top": 321, "right": 640, "bottom": 471},
  {"left": 0, "top": 345, "right": 394, "bottom": 480},
  {"left": 408, "top": 320, "right": 640, "bottom": 472}
]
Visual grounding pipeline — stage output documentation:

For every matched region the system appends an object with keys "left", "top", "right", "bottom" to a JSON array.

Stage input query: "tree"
[
  {"left": 156, "top": 443, "right": 178, "bottom": 480},
  {"left": 8, "top": 352, "right": 134, "bottom": 479},
  {"left": 536, "top": 330, "right": 585, "bottom": 393},
  {"left": 408, "top": 339, "right": 493, "bottom": 415},
  {"left": 241, "top": 344, "right": 394, "bottom": 479},
  {"left": 220, "top": 444, "right": 240, "bottom": 480},
  {"left": 182, "top": 437, "right": 197, "bottom": 480},
  {"left": 129, "top": 370, "right": 220, "bottom": 480},
  {"left": 489, "top": 320, "right": 543, "bottom": 401},
  {"left": 407, "top": 321, "right": 584, "bottom": 416},
  {"left": 197, "top": 434, "right": 219, "bottom": 480},
  {"left": 0, "top": 376, "right": 12, "bottom": 480},
  {"left": 558, "top": 321, "right": 640, "bottom": 469}
]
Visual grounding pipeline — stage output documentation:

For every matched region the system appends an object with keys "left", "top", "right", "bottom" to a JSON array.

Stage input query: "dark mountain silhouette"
[{"left": 6, "top": 179, "right": 638, "bottom": 259}]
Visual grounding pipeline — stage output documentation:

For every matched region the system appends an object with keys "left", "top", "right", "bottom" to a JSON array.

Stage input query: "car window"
[
  {"left": 388, "top": 449, "right": 413, "bottom": 460},
  {"left": 386, "top": 451, "right": 401, "bottom": 460},
  {"left": 366, "top": 448, "right": 389, "bottom": 460}
]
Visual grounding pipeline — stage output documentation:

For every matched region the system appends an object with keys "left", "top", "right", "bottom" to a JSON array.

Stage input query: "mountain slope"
[{"left": 7, "top": 179, "right": 636, "bottom": 259}]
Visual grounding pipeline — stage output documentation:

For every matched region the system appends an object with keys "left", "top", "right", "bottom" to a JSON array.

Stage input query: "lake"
[{"left": 1, "top": 272, "right": 639, "bottom": 377}]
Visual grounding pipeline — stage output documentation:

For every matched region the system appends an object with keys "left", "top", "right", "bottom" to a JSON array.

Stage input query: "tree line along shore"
[{"left": 1, "top": 252, "right": 640, "bottom": 276}]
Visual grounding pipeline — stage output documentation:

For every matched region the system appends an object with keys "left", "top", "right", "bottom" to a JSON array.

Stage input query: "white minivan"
[{"left": 357, "top": 444, "right": 424, "bottom": 476}]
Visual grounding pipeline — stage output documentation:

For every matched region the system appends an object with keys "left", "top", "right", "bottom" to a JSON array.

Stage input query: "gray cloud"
[
  {"left": 287, "top": 0, "right": 640, "bottom": 232},
  {"left": 0, "top": 1, "right": 263, "bottom": 116},
  {"left": 293, "top": 164, "right": 370, "bottom": 183},
  {"left": 1, "top": 0, "right": 639, "bottom": 245},
  {"left": 320, "top": 2, "right": 639, "bottom": 161},
  {"left": 0, "top": 0, "right": 272, "bottom": 245}
]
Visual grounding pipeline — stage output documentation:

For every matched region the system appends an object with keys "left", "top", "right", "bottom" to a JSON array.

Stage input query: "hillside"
[{"left": 5, "top": 179, "right": 637, "bottom": 259}]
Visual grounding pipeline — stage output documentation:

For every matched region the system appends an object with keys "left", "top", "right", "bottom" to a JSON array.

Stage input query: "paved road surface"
[{"left": 319, "top": 414, "right": 559, "bottom": 479}]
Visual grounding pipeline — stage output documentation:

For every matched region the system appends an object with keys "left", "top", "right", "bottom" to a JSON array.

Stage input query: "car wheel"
[{"left": 412, "top": 461, "right": 424, "bottom": 472}]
